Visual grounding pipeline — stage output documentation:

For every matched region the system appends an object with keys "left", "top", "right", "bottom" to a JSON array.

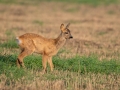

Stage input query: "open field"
[{"left": 0, "top": 0, "right": 120, "bottom": 90}]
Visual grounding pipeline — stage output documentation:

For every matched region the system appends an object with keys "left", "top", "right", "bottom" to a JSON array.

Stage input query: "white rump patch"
[{"left": 16, "top": 37, "right": 22, "bottom": 44}]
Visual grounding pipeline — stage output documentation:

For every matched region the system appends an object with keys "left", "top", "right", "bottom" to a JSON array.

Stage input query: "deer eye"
[{"left": 65, "top": 32, "right": 68, "bottom": 34}]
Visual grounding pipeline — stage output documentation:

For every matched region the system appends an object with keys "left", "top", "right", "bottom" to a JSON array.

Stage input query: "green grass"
[
  {"left": 0, "top": 38, "right": 18, "bottom": 48},
  {"left": 54, "top": 56, "right": 120, "bottom": 74},
  {"left": 53, "top": 0, "right": 119, "bottom": 5},
  {"left": 0, "top": 30, "right": 18, "bottom": 48},
  {"left": 33, "top": 20, "right": 44, "bottom": 26},
  {"left": 0, "top": 0, "right": 119, "bottom": 5},
  {"left": 0, "top": 0, "right": 16, "bottom": 4},
  {"left": 0, "top": 53, "right": 120, "bottom": 80},
  {"left": 107, "top": 10, "right": 116, "bottom": 15}
]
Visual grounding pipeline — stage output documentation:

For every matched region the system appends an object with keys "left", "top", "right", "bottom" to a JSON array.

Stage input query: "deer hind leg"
[
  {"left": 17, "top": 49, "right": 33, "bottom": 68},
  {"left": 17, "top": 48, "right": 25, "bottom": 68},
  {"left": 48, "top": 56, "right": 54, "bottom": 72}
]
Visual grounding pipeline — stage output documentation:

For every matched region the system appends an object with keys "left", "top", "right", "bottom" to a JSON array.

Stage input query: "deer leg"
[
  {"left": 17, "top": 49, "right": 23, "bottom": 68},
  {"left": 17, "top": 49, "right": 33, "bottom": 68},
  {"left": 16, "top": 58, "right": 20, "bottom": 68},
  {"left": 48, "top": 56, "right": 54, "bottom": 72},
  {"left": 42, "top": 55, "right": 49, "bottom": 73},
  {"left": 17, "top": 48, "right": 25, "bottom": 68}
]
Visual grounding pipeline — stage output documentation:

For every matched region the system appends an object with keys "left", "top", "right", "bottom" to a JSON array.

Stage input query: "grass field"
[{"left": 0, "top": 0, "right": 120, "bottom": 90}]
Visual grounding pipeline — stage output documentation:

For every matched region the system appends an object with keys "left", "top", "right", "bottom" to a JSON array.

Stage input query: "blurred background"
[{"left": 0, "top": 0, "right": 120, "bottom": 59}]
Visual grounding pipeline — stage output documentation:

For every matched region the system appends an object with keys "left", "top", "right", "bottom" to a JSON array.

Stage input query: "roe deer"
[{"left": 16, "top": 23, "right": 73, "bottom": 73}]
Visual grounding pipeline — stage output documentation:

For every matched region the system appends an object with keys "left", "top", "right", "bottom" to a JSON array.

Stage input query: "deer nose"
[{"left": 70, "top": 36, "right": 73, "bottom": 38}]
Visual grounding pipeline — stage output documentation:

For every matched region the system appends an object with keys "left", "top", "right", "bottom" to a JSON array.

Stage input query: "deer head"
[{"left": 60, "top": 23, "right": 73, "bottom": 39}]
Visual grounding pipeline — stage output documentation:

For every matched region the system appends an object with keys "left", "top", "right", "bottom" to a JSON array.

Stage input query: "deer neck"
[{"left": 55, "top": 32, "right": 66, "bottom": 50}]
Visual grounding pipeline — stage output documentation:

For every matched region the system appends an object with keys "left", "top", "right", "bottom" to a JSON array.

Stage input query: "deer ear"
[
  {"left": 60, "top": 23, "right": 64, "bottom": 31},
  {"left": 66, "top": 23, "right": 70, "bottom": 28}
]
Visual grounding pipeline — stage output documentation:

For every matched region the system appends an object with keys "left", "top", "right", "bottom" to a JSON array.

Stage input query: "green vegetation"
[
  {"left": 0, "top": 0, "right": 119, "bottom": 5},
  {"left": 53, "top": 0, "right": 119, "bottom": 5},
  {"left": 0, "top": 39, "right": 18, "bottom": 48},
  {"left": 54, "top": 56, "right": 120, "bottom": 74},
  {"left": 0, "top": 53, "right": 120, "bottom": 80},
  {"left": 0, "top": 30, "right": 18, "bottom": 48},
  {"left": 107, "top": 10, "right": 115, "bottom": 15},
  {"left": 33, "top": 20, "right": 44, "bottom": 26},
  {"left": 0, "top": 0, "right": 16, "bottom": 4}
]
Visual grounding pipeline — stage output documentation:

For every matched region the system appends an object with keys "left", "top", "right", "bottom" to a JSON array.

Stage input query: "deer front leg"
[
  {"left": 42, "top": 55, "right": 49, "bottom": 73},
  {"left": 48, "top": 56, "right": 54, "bottom": 72}
]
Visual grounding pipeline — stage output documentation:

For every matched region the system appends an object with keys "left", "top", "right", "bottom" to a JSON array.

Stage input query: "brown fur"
[{"left": 16, "top": 23, "right": 73, "bottom": 73}]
